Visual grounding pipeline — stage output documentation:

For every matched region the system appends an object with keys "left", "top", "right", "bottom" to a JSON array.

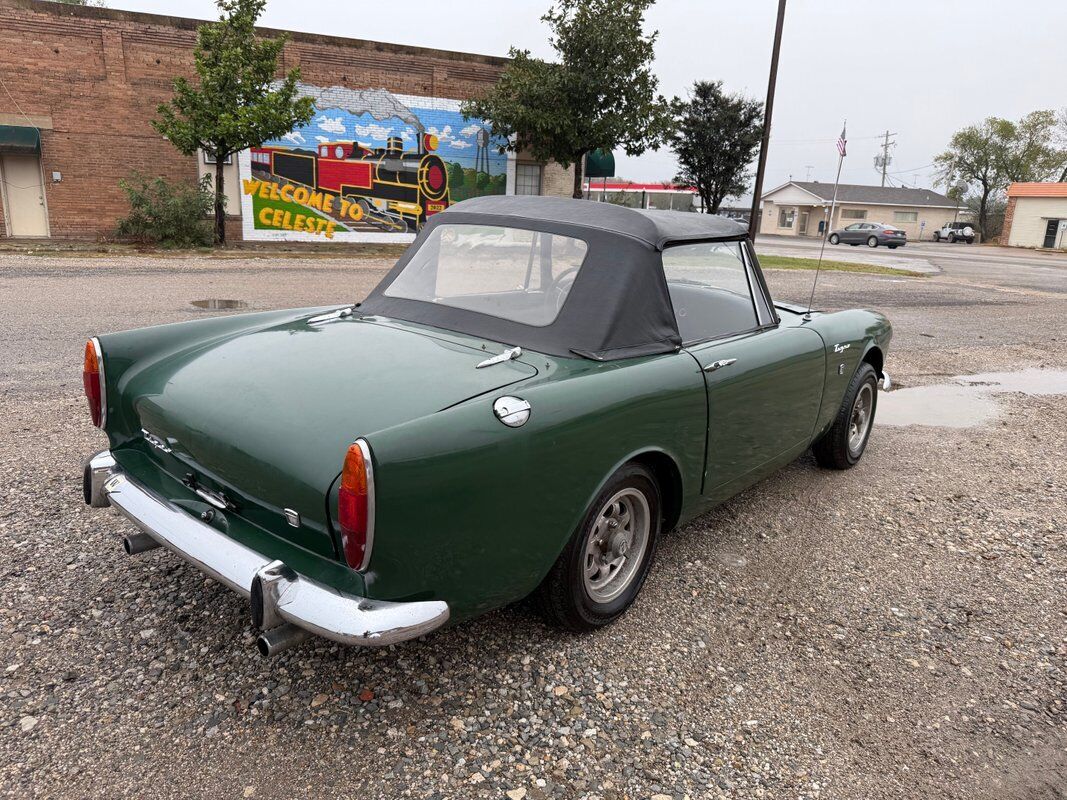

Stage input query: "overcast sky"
[{"left": 110, "top": 0, "right": 1067, "bottom": 195}]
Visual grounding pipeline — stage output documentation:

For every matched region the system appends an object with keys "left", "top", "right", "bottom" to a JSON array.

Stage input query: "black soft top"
[
  {"left": 441, "top": 195, "right": 748, "bottom": 250},
  {"left": 358, "top": 196, "right": 750, "bottom": 361}
]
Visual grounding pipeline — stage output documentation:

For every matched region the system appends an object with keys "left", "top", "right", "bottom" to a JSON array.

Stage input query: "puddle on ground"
[
  {"left": 190, "top": 298, "right": 248, "bottom": 310},
  {"left": 879, "top": 368, "right": 1067, "bottom": 429}
]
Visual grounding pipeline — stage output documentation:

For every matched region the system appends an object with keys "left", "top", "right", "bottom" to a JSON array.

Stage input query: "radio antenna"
[{"left": 806, "top": 120, "right": 847, "bottom": 321}]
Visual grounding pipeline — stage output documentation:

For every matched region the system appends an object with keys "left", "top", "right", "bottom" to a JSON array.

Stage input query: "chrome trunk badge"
[{"left": 141, "top": 428, "right": 172, "bottom": 453}]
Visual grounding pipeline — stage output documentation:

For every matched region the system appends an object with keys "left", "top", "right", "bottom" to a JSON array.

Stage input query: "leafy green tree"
[
  {"left": 462, "top": 0, "right": 669, "bottom": 199},
  {"left": 668, "top": 81, "right": 763, "bottom": 215},
  {"left": 997, "top": 110, "right": 1064, "bottom": 183},
  {"left": 153, "top": 0, "right": 314, "bottom": 244},
  {"left": 936, "top": 111, "right": 1067, "bottom": 237},
  {"left": 448, "top": 162, "right": 466, "bottom": 189},
  {"left": 935, "top": 118, "right": 1011, "bottom": 237}
]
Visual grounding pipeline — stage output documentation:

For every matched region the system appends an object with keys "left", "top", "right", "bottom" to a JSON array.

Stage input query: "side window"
[{"left": 663, "top": 241, "right": 760, "bottom": 342}]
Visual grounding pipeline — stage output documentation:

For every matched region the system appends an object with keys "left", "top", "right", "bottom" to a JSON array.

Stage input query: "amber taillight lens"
[
  {"left": 338, "top": 441, "right": 373, "bottom": 570},
  {"left": 83, "top": 338, "right": 104, "bottom": 428}
]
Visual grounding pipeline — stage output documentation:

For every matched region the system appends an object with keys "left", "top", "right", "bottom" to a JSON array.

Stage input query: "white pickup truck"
[{"left": 933, "top": 221, "right": 976, "bottom": 244}]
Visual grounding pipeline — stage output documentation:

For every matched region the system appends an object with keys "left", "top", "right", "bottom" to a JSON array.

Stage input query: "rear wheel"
[
  {"left": 537, "top": 464, "right": 660, "bottom": 631},
  {"left": 829, "top": 233, "right": 840, "bottom": 245},
  {"left": 813, "top": 362, "right": 878, "bottom": 470},
  {"left": 867, "top": 236, "right": 878, "bottom": 247},
  {"left": 948, "top": 233, "right": 957, "bottom": 243}
]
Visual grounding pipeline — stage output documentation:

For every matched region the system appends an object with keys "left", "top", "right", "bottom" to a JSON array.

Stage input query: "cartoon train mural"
[{"left": 250, "top": 132, "right": 450, "bottom": 233}]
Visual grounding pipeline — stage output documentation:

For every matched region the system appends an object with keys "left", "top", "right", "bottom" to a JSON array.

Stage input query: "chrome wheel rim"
[
  {"left": 583, "top": 488, "right": 650, "bottom": 603},
  {"left": 848, "top": 382, "right": 874, "bottom": 454}
]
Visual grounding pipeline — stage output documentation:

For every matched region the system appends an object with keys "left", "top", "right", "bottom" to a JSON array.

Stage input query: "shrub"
[{"left": 115, "top": 173, "right": 216, "bottom": 247}]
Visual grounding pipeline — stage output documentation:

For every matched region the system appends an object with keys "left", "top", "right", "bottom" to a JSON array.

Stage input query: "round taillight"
[
  {"left": 338, "top": 440, "right": 374, "bottom": 571},
  {"left": 82, "top": 338, "right": 105, "bottom": 428}
]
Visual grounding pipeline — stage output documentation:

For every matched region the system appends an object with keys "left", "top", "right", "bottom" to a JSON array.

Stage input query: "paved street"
[
  {"left": 756, "top": 234, "right": 1067, "bottom": 294},
  {"left": 1, "top": 245, "right": 1064, "bottom": 799}
]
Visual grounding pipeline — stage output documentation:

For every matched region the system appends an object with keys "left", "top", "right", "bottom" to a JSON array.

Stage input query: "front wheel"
[
  {"left": 537, "top": 464, "right": 660, "bottom": 631},
  {"left": 867, "top": 236, "right": 879, "bottom": 248},
  {"left": 813, "top": 362, "right": 879, "bottom": 470},
  {"left": 829, "top": 233, "right": 840, "bottom": 245},
  {"left": 933, "top": 232, "right": 941, "bottom": 242}
]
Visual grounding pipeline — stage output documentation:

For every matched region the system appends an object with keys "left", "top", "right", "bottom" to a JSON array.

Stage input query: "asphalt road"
[
  {"left": 755, "top": 234, "right": 1067, "bottom": 295},
  {"left": 1, "top": 246, "right": 1064, "bottom": 800}
]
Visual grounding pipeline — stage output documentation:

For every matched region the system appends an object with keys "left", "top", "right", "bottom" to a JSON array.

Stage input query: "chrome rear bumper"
[{"left": 84, "top": 450, "right": 449, "bottom": 652}]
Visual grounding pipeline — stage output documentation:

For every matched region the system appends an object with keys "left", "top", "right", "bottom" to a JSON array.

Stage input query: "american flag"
[{"left": 836, "top": 125, "right": 847, "bottom": 157}]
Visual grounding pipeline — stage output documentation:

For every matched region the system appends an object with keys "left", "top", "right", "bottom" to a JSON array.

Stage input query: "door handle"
[{"left": 703, "top": 358, "right": 737, "bottom": 372}]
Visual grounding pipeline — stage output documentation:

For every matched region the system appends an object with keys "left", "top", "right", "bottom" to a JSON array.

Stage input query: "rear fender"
[{"left": 355, "top": 352, "right": 707, "bottom": 619}]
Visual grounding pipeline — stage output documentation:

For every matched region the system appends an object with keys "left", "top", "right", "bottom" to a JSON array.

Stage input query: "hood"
[{"left": 120, "top": 314, "right": 536, "bottom": 555}]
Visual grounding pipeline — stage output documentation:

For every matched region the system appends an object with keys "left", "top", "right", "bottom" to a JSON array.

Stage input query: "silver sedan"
[{"left": 828, "top": 222, "right": 907, "bottom": 249}]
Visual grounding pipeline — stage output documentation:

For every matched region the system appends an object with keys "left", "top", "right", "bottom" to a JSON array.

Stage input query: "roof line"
[
  {"left": 11, "top": 0, "right": 509, "bottom": 66},
  {"left": 761, "top": 181, "right": 826, "bottom": 202}
]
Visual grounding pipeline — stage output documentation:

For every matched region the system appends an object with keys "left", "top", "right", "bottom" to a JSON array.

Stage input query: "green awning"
[
  {"left": 0, "top": 125, "right": 41, "bottom": 155},
  {"left": 584, "top": 149, "right": 615, "bottom": 178}
]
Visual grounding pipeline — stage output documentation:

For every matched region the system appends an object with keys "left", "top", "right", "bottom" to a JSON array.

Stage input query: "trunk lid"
[{"left": 121, "top": 315, "right": 536, "bottom": 556}]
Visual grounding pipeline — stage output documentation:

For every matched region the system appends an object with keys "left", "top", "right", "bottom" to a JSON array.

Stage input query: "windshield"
[{"left": 383, "top": 224, "right": 589, "bottom": 327}]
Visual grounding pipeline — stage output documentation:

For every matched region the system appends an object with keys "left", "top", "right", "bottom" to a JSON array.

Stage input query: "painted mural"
[{"left": 239, "top": 82, "right": 509, "bottom": 242}]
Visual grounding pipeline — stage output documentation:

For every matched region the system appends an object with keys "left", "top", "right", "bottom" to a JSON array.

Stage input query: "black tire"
[
  {"left": 966, "top": 238, "right": 974, "bottom": 244},
  {"left": 867, "top": 236, "right": 879, "bottom": 248},
  {"left": 933, "top": 231, "right": 940, "bottom": 242},
  {"left": 948, "top": 233, "right": 956, "bottom": 243},
  {"left": 888, "top": 245, "right": 897, "bottom": 249},
  {"left": 829, "top": 233, "right": 840, "bottom": 245},
  {"left": 537, "top": 463, "right": 660, "bottom": 631},
  {"left": 812, "top": 362, "right": 879, "bottom": 470}
]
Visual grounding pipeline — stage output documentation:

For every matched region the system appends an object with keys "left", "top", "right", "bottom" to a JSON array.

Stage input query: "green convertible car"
[{"left": 83, "top": 196, "right": 891, "bottom": 656}]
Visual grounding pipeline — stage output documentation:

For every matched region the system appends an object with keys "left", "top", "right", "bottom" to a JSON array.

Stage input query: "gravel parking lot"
[{"left": 1, "top": 247, "right": 1064, "bottom": 799}]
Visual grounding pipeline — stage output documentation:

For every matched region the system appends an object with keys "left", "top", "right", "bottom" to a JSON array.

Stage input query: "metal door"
[
  {"left": 689, "top": 325, "right": 825, "bottom": 496},
  {"left": 1, "top": 154, "right": 49, "bottom": 236},
  {"left": 1043, "top": 219, "right": 1059, "bottom": 249}
]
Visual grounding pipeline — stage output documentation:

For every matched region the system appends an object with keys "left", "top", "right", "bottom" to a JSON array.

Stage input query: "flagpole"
[{"left": 806, "top": 122, "right": 846, "bottom": 319}]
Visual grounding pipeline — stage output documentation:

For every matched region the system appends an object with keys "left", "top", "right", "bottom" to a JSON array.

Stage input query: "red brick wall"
[
  {"left": 1000, "top": 196, "right": 1017, "bottom": 245},
  {"left": 0, "top": 0, "right": 504, "bottom": 239}
]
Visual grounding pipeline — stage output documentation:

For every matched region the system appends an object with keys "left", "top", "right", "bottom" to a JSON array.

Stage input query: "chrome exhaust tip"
[
  {"left": 257, "top": 624, "right": 311, "bottom": 657},
  {"left": 123, "top": 531, "right": 161, "bottom": 555}
]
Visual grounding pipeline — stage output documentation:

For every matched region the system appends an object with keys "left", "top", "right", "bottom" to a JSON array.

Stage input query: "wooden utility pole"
[
  {"left": 876, "top": 129, "right": 897, "bottom": 186},
  {"left": 748, "top": 0, "right": 788, "bottom": 240}
]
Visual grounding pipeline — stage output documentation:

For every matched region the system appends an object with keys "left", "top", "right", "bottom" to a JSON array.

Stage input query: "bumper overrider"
[{"left": 84, "top": 451, "right": 449, "bottom": 656}]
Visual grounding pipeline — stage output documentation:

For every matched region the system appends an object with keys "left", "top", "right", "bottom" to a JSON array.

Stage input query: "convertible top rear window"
[{"left": 383, "top": 224, "right": 589, "bottom": 327}]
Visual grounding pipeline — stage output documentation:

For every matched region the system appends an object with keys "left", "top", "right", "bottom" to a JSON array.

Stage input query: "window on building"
[
  {"left": 201, "top": 150, "right": 233, "bottom": 165},
  {"left": 778, "top": 208, "right": 795, "bottom": 228},
  {"left": 514, "top": 163, "right": 542, "bottom": 196},
  {"left": 841, "top": 209, "right": 867, "bottom": 220},
  {"left": 893, "top": 210, "right": 918, "bottom": 222}
]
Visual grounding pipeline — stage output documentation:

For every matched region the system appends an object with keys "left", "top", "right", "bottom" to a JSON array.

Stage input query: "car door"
[
  {"left": 841, "top": 223, "right": 861, "bottom": 243},
  {"left": 663, "top": 240, "right": 825, "bottom": 502}
]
